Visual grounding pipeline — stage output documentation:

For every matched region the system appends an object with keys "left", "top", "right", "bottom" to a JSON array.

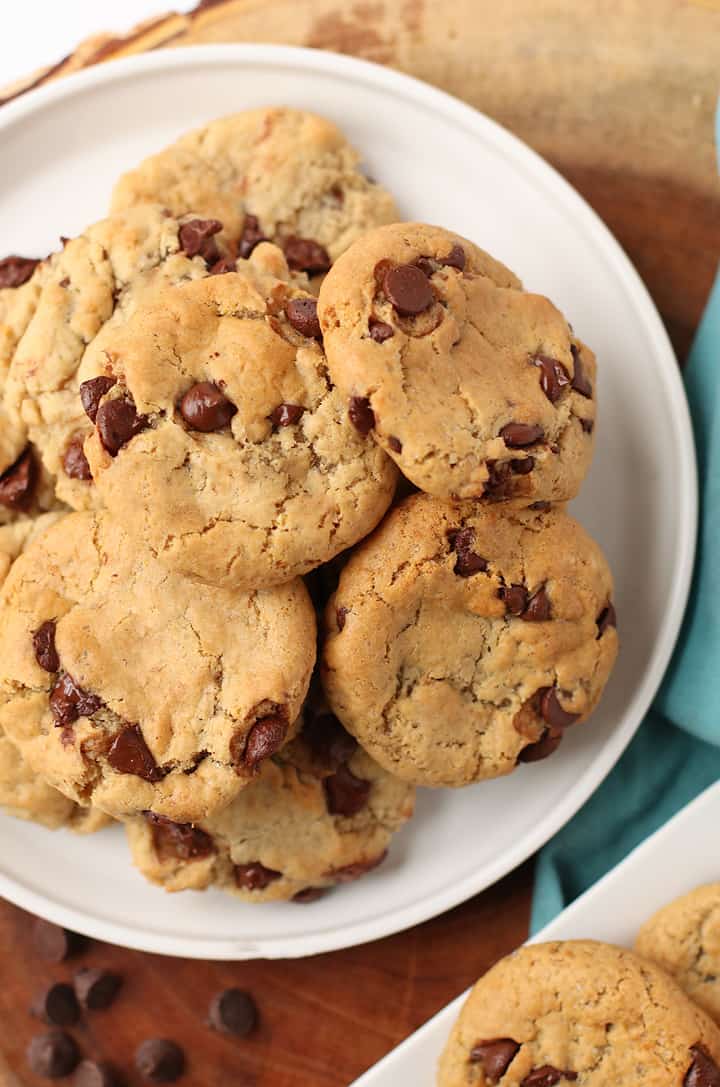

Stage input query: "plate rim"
[{"left": 0, "top": 42, "right": 698, "bottom": 960}]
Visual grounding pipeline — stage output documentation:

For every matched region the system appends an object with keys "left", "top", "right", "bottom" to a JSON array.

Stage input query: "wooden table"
[{"left": 1, "top": 2, "right": 718, "bottom": 1084}]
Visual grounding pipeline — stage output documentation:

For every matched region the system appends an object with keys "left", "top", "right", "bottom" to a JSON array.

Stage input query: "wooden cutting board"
[{"left": 1, "top": 3, "right": 718, "bottom": 1085}]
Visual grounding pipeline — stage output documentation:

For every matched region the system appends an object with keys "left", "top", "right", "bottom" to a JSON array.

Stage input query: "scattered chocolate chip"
[
  {"left": 329, "top": 852, "right": 387, "bottom": 881},
  {"left": 73, "top": 1060, "right": 120, "bottom": 1087},
  {"left": 336, "top": 606, "right": 348, "bottom": 631},
  {"left": 146, "top": 813, "right": 214, "bottom": 862},
  {"left": 570, "top": 344, "right": 592, "bottom": 397},
  {"left": 179, "top": 381, "right": 236, "bottom": 432},
  {"left": 32, "top": 919, "right": 83, "bottom": 962},
  {"left": 484, "top": 459, "right": 513, "bottom": 499},
  {"left": 238, "top": 214, "right": 267, "bottom": 259},
  {"left": 368, "top": 317, "right": 394, "bottom": 342},
  {"left": 596, "top": 602, "right": 617, "bottom": 638},
  {"left": 135, "top": 1039, "right": 185, "bottom": 1083},
  {"left": 292, "top": 887, "right": 326, "bottom": 903},
  {"left": 208, "top": 256, "right": 237, "bottom": 275},
  {"left": 0, "top": 447, "right": 36, "bottom": 510},
  {"left": 518, "top": 729, "right": 563, "bottom": 763},
  {"left": 32, "top": 983, "right": 80, "bottom": 1027},
  {"left": 383, "top": 263, "right": 434, "bottom": 316},
  {"left": 522, "top": 1067, "right": 577, "bottom": 1087},
  {"left": 531, "top": 354, "right": 571, "bottom": 403},
  {"left": 107, "top": 724, "right": 162, "bottom": 781},
  {"left": 324, "top": 763, "right": 371, "bottom": 816},
  {"left": 96, "top": 396, "right": 147, "bottom": 455},
  {"left": 500, "top": 422, "right": 544, "bottom": 448},
  {"left": 283, "top": 236, "right": 331, "bottom": 275},
  {"left": 511, "top": 456, "right": 534, "bottom": 475},
  {"left": 0, "top": 254, "right": 40, "bottom": 288},
  {"left": 234, "top": 862, "right": 282, "bottom": 892},
  {"left": 449, "top": 527, "right": 488, "bottom": 577},
  {"left": 469, "top": 1038, "right": 520, "bottom": 1081},
  {"left": 388, "top": 435, "right": 402, "bottom": 453},
  {"left": 27, "top": 1030, "right": 80, "bottom": 1079},
  {"left": 348, "top": 396, "right": 375, "bottom": 435},
  {"left": 243, "top": 709, "right": 289, "bottom": 769},
  {"left": 208, "top": 989, "right": 258, "bottom": 1037},
  {"left": 285, "top": 296, "right": 321, "bottom": 338},
  {"left": 33, "top": 620, "right": 60, "bottom": 673},
  {"left": 269, "top": 403, "right": 304, "bottom": 429},
  {"left": 522, "top": 586, "right": 551, "bottom": 621},
  {"left": 685, "top": 1044, "right": 720, "bottom": 1087},
  {"left": 178, "top": 218, "right": 222, "bottom": 265},
  {"left": 499, "top": 585, "right": 528, "bottom": 616},
  {"left": 441, "top": 244, "right": 466, "bottom": 270},
  {"left": 62, "top": 436, "right": 92, "bottom": 480},
  {"left": 538, "top": 686, "right": 580, "bottom": 730},
  {"left": 80, "top": 377, "right": 116, "bottom": 423},
  {"left": 305, "top": 712, "right": 357, "bottom": 769},
  {"left": 73, "top": 967, "right": 122, "bottom": 1011},
  {"left": 529, "top": 500, "right": 551, "bottom": 511},
  {"left": 580, "top": 417, "right": 594, "bottom": 434},
  {"left": 49, "top": 674, "right": 103, "bottom": 728}
]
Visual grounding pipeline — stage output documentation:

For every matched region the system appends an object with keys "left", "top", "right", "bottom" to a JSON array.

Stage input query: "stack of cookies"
[{"left": 0, "top": 107, "right": 618, "bottom": 905}]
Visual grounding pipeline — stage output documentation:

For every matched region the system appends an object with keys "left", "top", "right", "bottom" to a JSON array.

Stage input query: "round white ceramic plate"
[{"left": 0, "top": 45, "right": 696, "bottom": 960}]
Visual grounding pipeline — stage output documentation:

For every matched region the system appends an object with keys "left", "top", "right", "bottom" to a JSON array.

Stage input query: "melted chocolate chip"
[
  {"left": 179, "top": 381, "right": 237, "bottom": 432},
  {"left": 208, "top": 256, "right": 237, "bottom": 276},
  {"left": 523, "top": 1068, "right": 577, "bottom": 1087},
  {"left": 304, "top": 713, "right": 357, "bottom": 769},
  {"left": 178, "top": 218, "right": 222, "bottom": 265},
  {"left": 441, "top": 244, "right": 466, "bottom": 270},
  {"left": 469, "top": 1038, "right": 520, "bottom": 1082},
  {"left": 329, "top": 851, "right": 387, "bottom": 882},
  {"left": 500, "top": 422, "right": 544, "bottom": 448},
  {"left": 368, "top": 318, "right": 394, "bottom": 342},
  {"left": 80, "top": 376, "right": 116, "bottom": 423},
  {"left": 107, "top": 725, "right": 162, "bottom": 781},
  {"left": 73, "top": 968, "right": 122, "bottom": 1011},
  {"left": 522, "top": 586, "right": 551, "bottom": 621},
  {"left": 580, "top": 417, "right": 594, "bottom": 434},
  {"left": 269, "top": 403, "right": 304, "bottom": 429},
  {"left": 0, "top": 254, "right": 40, "bottom": 288},
  {"left": 33, "top": 620, "right": 59, "bottom": 672},
  {"left": 292, "top": 887, "right": 326, "bottom": 903},
  {"left": 146, "top": 813, "right": 214, "bottom": 861},
  {"left": 283, "top": 236, "right": 331, "bottom": 274},
  {"left": 234, "top": 862, "right": 281, "bottom": 891},
  {"left": 135, "top": 1039, "right": 185, "bottom": 1084},
  {"left": 511, "top": 456, "right": 534, "bottom": 475},
  {"left": 383, "top": 263, "right": 434, "bottom": 316},
  {"left": 32, "top": 983, "right": 80, "bottom": 1027},
  {"left": 238, "top": 214, "right": 267, "bottom": 259},
  {"left": 324, "top": 763, "right": 371, "bottom": 816},
  {"left": 518, "top": 729, "right": 563, "bottom": 762},
  {"left": 570, "top": 344, "right": 592, "bottom": 397},
  {"left": 96, "top": 396, "right": 147, "bottom": 455},
  {"left": 0, "top": 447, "right": 36, "bottom": 510},
  {"left": 484, "top": 459, "right": 513, "bottom": 499},
  {"left": 62, "top": 436, "right": 92, "bottom": 480},
  {"left": 529, "top": 500, "right": 551, "bottom": 511},
  {"left": 242, "top": 709, "right": 289, "bottom": 769},
  {"left": 449, "top": 527, "right": 488, "bottom": 577},
  {"left": 531, "top": 354, "right": 571, "bottom": 403},
  {"left": 208, "top": 989, "right": 258, "bottom": 1037},
  {"left": 685, "top": 1044, "right": 720, "bottom": 1087},
  {"left": 27, "top": 1030, "right": 80, "bottom": 1079},
  {"left": 285, "top": 296, "right": 321, "bottom": 338},
  {"left": 388, "top": 435, "right": 402, "bottom": 453},
  {"left": 538, "top": 687, "right": 580, "bottom": 730},
  {"left": 336, "top": 606, "right": 348, "bottom": 631},
  {"left": 49, "top": 674, "right": 103, "bottom": 728},
  {"left": 348, "top": 396, "right": 375, "bottom": 435},
  {"left": 499, "top": 585, "right": 528, "bottom": 616},
  {"left": 596, "top": 602, "right": 617, "bottom": 638}
]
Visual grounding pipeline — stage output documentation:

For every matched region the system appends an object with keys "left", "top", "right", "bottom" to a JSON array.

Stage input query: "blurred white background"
[{"left": 1, "top": 0, "right": 189, "bottom": 88}]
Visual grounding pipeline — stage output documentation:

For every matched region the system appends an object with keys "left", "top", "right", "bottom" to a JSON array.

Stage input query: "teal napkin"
[{"left": 531, "top": 112, "right": 720, "bottom": 931}]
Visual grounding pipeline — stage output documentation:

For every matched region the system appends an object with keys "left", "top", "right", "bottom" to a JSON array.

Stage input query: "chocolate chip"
[
  {"left": 27, "top": 1030, "right": 80, "bottom": 1079},
  {"left": 234, "top": 862, "right": 282, "bottom": 891},
  {"left": 324, "top": 763, "right": 371, "bottom": 816},
  {"left": 208, "top": 989, "right": 257, "bottom": 1037},
  {"left": 73, "top": 1060, "right": 120, "bottom": 1087},
  {"left": 685, "top": 1044, "right": 720, "bottom": 1087},
  {"left": 73, "top": 968, "right": 122, "bottom": 1011},
  {"left": 499, "top": 585, "right": 528, "bottom": 616},
  {"left": 449, "top": 527, "right": 488, "bottom": 577},
  {"left": 146, "top": 813, "right": 214, "bottom": 862},
  {"left": 0, "top": 447, "right": 36, "bottom": 510},
  {"left": 208, "top": 257, "right": 236, "bottom": 276},
  {"left": 511, "top": 456, "right": 534, "bottom": 475},
  {"left": 304, "top": 713, "right": 357, "bottom": 769},
  {"left": 388, "top": 435, "right": 402, "bottom": 453},
  {"left": 238, "top": 214, "right": 267, "bottom": 259},
  {"left": 348, "top": 396, "right": 375, "bottom": 435},
  {"left": 383, "top": 263, "right": 434, "bottom": 316},
  {"left": 484, "top": 459, "right": 513, "bottom": 499},
  {"left": 329, "top": 852, "right": 387, "bottom": 881},
  {"left": 518, "top": 730, "right": 563, "bottom": 762},
  {"left": 522, "top": 1068, "right": 577, "bottom": 1087},
  {"left": 368, "top": 318, "right": 394, "bottom": 342},
  {"left": 336, "top": 606, "right": 348, "bottom": 631},
  {"left": 62, "top": 436, "right": 92, "bottom": 480},
  {"left": 469, "top": 1038, "right": 520, "bottom": 1081},
  {"left": 596, "top": 602, "right": 617, "bottom": 638},
  {"left": 538, "top": 686, "right": 580, "bottom": 730},
  {"left": 107, "top": 725, "right": 162, "bottom": 781},
  {"left": 178, "top": 381, "right": 236, "bottom": 432},
  {"left": 500, "top": 422, "right": 544, "bottom": 448},
  {"left": 414, "top": 257, "right": 435, "bottom": 277},
  {"left": 96, "top": 396, "right": 147, "bottom": 455},
  {"left": 283, "top": 236, "right": 331, "bottom": 275},
  {"left": 570, "top": 344, "right": 592, "bottom": 397},
  {"left": 522, "top": 586, "right": 551, "bottom": 621},
  {"left": 440, "top": 244, "right": 466, "bottom": 270},
  {"left": 292, "top": 887, "right": 326, "bottom": 903},
  {"left": 529, "top": 500, "right": 551, "bottom": 511},
  {"left": 32, "top": 983, "right": 80, "bottom": 1027},
  {"left": 178, "top": 218, "right": 222, "bottom": 265},
  {"left": 135, "top": 1039, "right": 185, "bottom": 1083},
  {"left": 285, "top": 297, "right": 321, "bottom": 338},
  {"left": 33, "top": 620, "right": 60, "bottom": 673},
  {"left": 0, "top": 254, "right": 40, "bottom": 288},
  {"left": 531, "top": 355, "right": 571, "bottom": 403},
  {"left": 242, "top": 709, "right": 289, "bottom": 769},
  {"left": 580, "top": 417, "right": 594, "bottom": 434},
  {"left": 32, "top": 919, "right": 83, "bottom": 962},
  {"left": 269, "top": 403, "right": 304, "bottom": 429},
  {"left": 80, "top": 377, "right": 116, "bottom": 423},
  {"left": 49, "top": 674, "right": 103, "bottom": 728}
]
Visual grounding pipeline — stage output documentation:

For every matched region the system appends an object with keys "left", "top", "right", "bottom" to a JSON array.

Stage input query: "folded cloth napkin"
[{"left": 531, "top": 115, "right": 720, "bottom": 931}]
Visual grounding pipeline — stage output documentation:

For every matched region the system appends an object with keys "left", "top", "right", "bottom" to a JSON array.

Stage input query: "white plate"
[
  {"left": 353, "top": 780, "right": 720, "bottom": 1085},
  {"left": 0, "top": 46, "right": 696, "bottom": 960}
]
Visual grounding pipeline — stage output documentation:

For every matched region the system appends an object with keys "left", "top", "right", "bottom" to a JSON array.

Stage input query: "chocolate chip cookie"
[
  {"left": 125, "top": 709, "right": 414, "bottom": 902},
  {"left": 0, "top": 262, "right": 45, "bottom": 482},
  {"left": 81, "top": 247, "right": 397, "bottom": 589},
  {"left": 111, "top": 107, "right": 398, "bottom": 279},
  {"left": 636, "top": 884, "right": 720, "bottom": 1025},
  {"left": 437, "top": 941, "right": 720, "bottom": 1086},
  {"left": 317, "top": 222, "right": 596, "bottom": 501},
  {"left": 0, "top": 511, "right": 315, "bottom": 821},
  {"left": 322, "top": 495, "right": 617, "bottom": 787}
]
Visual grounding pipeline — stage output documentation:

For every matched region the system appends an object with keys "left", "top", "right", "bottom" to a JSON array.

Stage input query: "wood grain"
[{"left": 0, "top": 2, "right": 718, "bottom": 1084}]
